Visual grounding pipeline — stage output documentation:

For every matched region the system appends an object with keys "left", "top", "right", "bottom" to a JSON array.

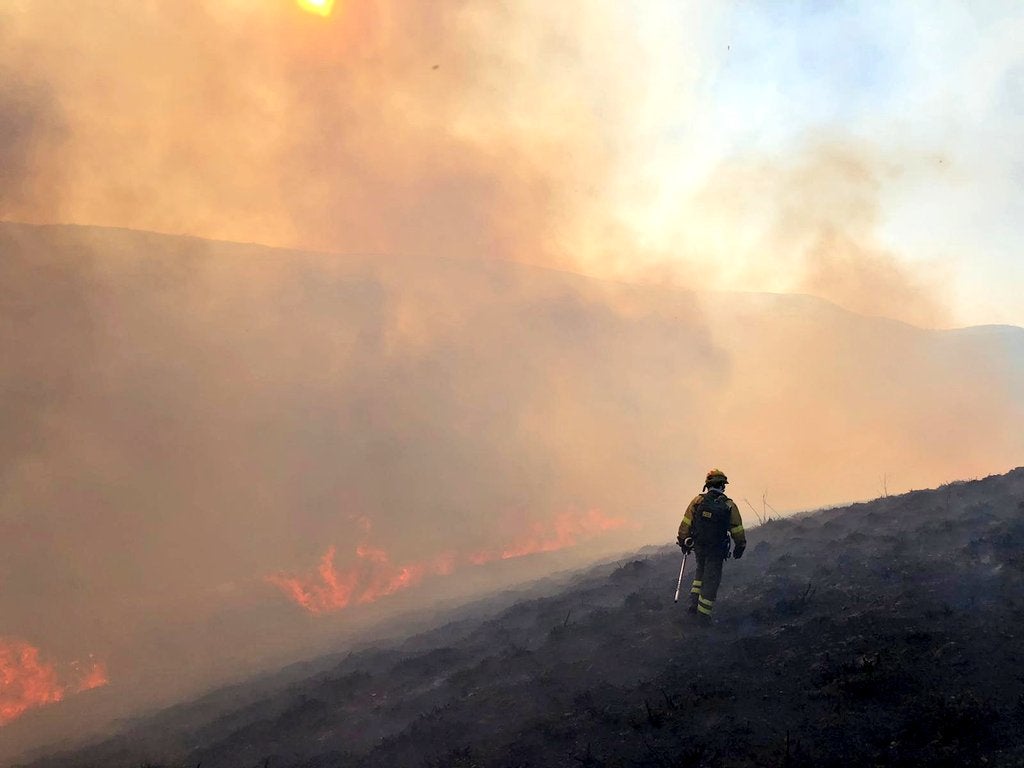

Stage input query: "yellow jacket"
[{"left": 677, "top": 492, "right": 746, "bottom": 548}]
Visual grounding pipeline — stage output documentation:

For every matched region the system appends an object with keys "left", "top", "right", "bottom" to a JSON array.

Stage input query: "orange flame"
[
  {"left": 269, "top": 508, "right": 628, "bottom": 615},
  {"left": 267, "top": 544, "right": 447, "bottom": 615},
  {"left": 72, "top": 659, "right": 110, "bottom": 693},
  {"left": 472, "top": 508, "right": 628, "bottom": 564},
  {"left": 0, "top": 639, "right": 109, "bottom": 726}
]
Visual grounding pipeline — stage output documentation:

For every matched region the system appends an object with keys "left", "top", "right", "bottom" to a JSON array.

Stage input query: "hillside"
[
  {"left": 2, "top": 221, "right": 1023, "bottom": 760},
  {"left": 24, "top": 468, "right": 1024, "bottom": 768}
]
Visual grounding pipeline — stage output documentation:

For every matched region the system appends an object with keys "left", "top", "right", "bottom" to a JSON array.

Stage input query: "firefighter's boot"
[
  {"left": 696, "top": 596, "right": 715, "bottom": 624},
  {"left": 687, "top": 579, "right": 702, "bottom": 614}
]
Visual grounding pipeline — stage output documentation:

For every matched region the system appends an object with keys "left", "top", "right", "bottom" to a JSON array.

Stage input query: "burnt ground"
[{"left": 24, "top": 468, "right": 1024, "bottom": 768}]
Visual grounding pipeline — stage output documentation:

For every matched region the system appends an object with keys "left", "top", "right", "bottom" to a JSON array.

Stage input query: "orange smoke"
[
  {"left": 269, "top": 508, "right": 627, "bottom": 615},
  {"left": 0, "top": 639, "right": 109, "bottom": 727}
]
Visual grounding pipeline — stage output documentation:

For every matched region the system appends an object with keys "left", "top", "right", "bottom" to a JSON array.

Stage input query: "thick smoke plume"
[
  {"left": 0, "top": 1, "right": 960, "bottom": 326},
  {"left": 0, "top": 0, "right": 639, "bottom": 269}
]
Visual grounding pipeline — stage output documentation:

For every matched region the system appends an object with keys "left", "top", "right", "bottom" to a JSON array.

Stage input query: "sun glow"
[{"left": 296, "top": 0, "right": 336, "bottom": 17}]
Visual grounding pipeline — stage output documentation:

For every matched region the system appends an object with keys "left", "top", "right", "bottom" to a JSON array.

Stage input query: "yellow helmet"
[{"left": 705, "top": 468, "right": 728, "bottom": 486}]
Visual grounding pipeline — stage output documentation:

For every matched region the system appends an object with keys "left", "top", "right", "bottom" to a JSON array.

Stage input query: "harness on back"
[{"left": 690, "top": 492, "right": 732, "bottom": 552}]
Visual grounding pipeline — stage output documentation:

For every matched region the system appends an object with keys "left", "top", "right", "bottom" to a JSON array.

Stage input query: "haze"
[{"left": 1, "top": 0, "right": 1022, "bottom": 759}]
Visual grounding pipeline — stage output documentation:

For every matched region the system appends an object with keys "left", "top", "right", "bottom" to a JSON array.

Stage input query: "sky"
[
  {"left": 621, "top": 1, "right": 1024, "bottom": 326},
  {"left": 1, "top": 0, "right": 1021, "bottom": 327},
  {"left": 1, "top": 0, "right": 1023, "bottom": 751}
]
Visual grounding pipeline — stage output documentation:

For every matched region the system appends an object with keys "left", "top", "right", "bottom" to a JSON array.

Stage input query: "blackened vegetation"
[{"left": 25, "top": 469, "right": 1024, "bottom": 768}]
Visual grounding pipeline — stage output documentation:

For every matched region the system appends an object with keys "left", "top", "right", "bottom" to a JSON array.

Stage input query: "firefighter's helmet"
[{"left": 705, "top": 468, "right": 728, "bottom": 486}]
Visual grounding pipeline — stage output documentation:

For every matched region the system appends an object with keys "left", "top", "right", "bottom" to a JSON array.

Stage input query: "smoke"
[
  {"left": 0, "top": 1, "right": 964, "bottom": 328},
  {"left": 0, "top": 15, "right": 67, "bottom": 220},
  {"left": 0, "top": 220, "right": 729, "bottom": 751},
  {"left": 0, "top": 0, "right": 1022, "bottom": 752},
  {"left": 0, "top": 0, "right": 644, "bottom": 270},
  {"left": 681, "top": 139, "right": 949, "bottom": 327}
]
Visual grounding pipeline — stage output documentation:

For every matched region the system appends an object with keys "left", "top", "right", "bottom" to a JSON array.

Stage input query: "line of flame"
[{"left": 268, "top": 508, "right": 628, "bottom": 615}]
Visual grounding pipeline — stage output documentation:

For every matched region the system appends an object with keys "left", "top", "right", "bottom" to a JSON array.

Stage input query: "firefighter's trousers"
[{"left": 689, "top": 549, "right": 726, "bottom": 617}]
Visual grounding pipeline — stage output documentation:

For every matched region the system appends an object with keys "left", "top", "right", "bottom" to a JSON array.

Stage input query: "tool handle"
[{"left": 673, "top": 551, "right": 688, "bottom": 602}]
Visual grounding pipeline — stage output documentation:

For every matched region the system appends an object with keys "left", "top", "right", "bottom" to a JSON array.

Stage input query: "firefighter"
[{"left": 677, "top": 468, "right": 746, "bottom": 622}]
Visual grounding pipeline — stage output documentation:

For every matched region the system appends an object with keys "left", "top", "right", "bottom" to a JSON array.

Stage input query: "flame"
[
  {"left": 267, "top": 544, "right": 446, "bottom": 615},
  {"left": 0, "top": 639, "right": 109, "bottom": 726},
  {"left": 296, "top": 0, "right": 336, "bottom": 17},
  {"left": 72, "top": 659, "right": 110, "bottom": 693},
  {"left": 475, "top": 508, "right": 628, "bottom": 563},
  {"left": 269, "top": 508, "right": 628, "bottom": 615}
]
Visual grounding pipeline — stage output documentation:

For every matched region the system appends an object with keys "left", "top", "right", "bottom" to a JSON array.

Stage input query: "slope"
[
  {"left": 25, "top": 467, "right": 1024, "bottom": 768},
  {"left": 2, "top": 221, "right": 1023, "bottom": 759}
]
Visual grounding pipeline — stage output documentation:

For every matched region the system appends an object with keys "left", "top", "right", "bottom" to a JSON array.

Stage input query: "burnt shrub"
[{"left": 610, "top": 559, "right": 649, "bottom": 582}]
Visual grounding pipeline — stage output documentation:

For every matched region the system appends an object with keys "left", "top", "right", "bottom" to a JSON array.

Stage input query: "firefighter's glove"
[
  {"left": 732, "top": 544, "right": 745, "bottom": 560},
  {"left": 678, "top": 536, "right": 693, "bottom": 553}
]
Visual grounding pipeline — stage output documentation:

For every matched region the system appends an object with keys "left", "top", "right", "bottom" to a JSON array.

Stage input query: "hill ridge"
[{"left": 4, "top": 220, "right": 1017, "bottom": 335}]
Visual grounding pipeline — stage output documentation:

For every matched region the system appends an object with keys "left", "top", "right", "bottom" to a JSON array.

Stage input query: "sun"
[{"left": 296, "top": 0, "right": 336, "bottom": 17}]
